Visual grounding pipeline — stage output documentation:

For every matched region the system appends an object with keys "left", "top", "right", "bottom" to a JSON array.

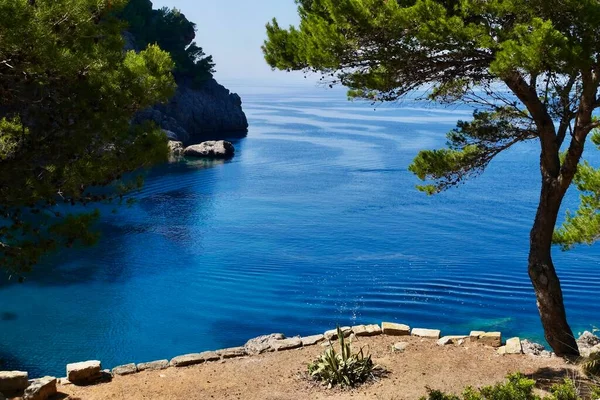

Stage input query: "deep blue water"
[{"left": 0, "top": 83, "right": 599, "bottom": 377}]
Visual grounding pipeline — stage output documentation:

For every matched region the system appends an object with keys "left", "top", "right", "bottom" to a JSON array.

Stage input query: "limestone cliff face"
[
  {"left": 135, "top": 77, "right": 249, "bottom": 145},
  {"left": 125, "top": 32, "right": 248, "bottom": 145}
]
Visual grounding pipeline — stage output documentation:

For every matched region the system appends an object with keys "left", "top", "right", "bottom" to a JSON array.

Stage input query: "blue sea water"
[{"left": 0, "top": 82, "right": 599, "bottom": 377}]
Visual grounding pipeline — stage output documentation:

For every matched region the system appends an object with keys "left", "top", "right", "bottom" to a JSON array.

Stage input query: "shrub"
[
  {"left": 421, "top": 374, "right": 585, "bottom": 400},
  {"left": 308, "top": 326, "right": 379, "bottom": 388}
]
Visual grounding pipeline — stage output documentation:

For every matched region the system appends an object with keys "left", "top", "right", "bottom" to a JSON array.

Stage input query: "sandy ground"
[{"left": 56, "top": 335, "right": 576, "bottom": 400}]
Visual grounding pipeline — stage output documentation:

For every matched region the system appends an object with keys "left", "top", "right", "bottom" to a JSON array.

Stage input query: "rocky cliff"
[
  {"left": 124, "top": 32, "right": 248, "bottom": 145},
  {"left": 134, "top": 77, "right": 248, "bottom": 145}
]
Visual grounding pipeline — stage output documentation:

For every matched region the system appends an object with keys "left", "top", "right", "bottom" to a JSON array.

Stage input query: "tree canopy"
[
  {"left": 119, "top": 0, "right": 215, "bottom": 84},
  {"left": 0, "top": 0, "right": 176, "bottom": 277},
  {"left": 263, "top": 0, "right": 600, "bottom": 355}
]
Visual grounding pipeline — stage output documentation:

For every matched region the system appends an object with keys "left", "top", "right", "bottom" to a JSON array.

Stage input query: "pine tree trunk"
[{"left": 529, "top": 179, "right": 579, "bottom": 356}]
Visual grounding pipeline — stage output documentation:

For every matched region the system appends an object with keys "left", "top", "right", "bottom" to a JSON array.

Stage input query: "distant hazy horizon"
[{"left": 151, "top": 0, "right": 314, "bottom": 83}]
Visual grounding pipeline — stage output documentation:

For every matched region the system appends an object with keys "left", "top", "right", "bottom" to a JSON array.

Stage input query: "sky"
[{"left": 152, "top": 0, "right": 308, "bottom": 83}]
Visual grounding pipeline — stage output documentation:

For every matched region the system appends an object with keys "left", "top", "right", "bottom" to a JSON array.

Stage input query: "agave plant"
[
  {"left": 583, "top": 352, "right": 600, "bottom": 377},
  {"left": 308, "top": 326, "right": 377, "bottom": 388}
]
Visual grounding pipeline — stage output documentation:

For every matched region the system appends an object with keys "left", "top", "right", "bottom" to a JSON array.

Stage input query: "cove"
[{"left": 0, "top": 83, "right": 598, "bottom": 378}]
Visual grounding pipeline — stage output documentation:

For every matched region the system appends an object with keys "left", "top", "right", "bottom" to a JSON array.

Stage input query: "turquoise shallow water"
[{"left": 0, "top": 83, "right": 598, "bottom": 377}]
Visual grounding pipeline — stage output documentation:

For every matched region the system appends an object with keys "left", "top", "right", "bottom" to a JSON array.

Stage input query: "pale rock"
[
  {"left": 393, "top": 342, "right": 408, "bottom": 353},
  {"left": 216, "top": 347, "right": 246, "bottom": 359},
  {"left": 382, "top": 322, "right": 411, "bottom": 336},
  {"left": 244, "top": 333, "right": 285, "bottom": 355},
  {"left": 437, "top": 336, "right": 467, "bottom": 346},
  {"left": 412, "top": 328, "right": 441, "bottom": 339},
  {"left": 479, "top": 332, "right": 502, "bottom": 347},
  {"left": 0, "top": 371, "right": 29, "bottom": 393},
  {"left": 497, "top": 346, "right": 507, "bottom": 355},
  {"left": 506, "top": 337, "right": 523, "bottom": 354},
  {"left": 112, "top": 364, "right": 137, "bottom": 376},
  {"left": 23, "top": 376, "right": 56, "bottom": 400},
  {"left": 353, "top": 324, "right": 382, "bottom": 337},
  {"left": 521, "top": 340, "right": 546, "bottom": 356},
  {"left": 272, "top": 337, "right": 302, "bottom": 351},
  {"left": 66, "top": 360, "right": 102, "bottom": 384},
  {"left": 301, "top": 334, "right": 325, "bottom": 346},
  {"left": 137, "top": 360, "right": 169, "bottom": 371},
  {"left": 324, "top": 327, "right": 352, "bottom": 340},
  {"left": 168, "top": 140, "right": 184, "bottom": 157},
  {"left": 170, "top": 354, "right": 205, "bottom": 368},
  {"left": 184, "top": 140, "right": 235, "bottom": 159},
  {"left": 469, "top": 331, "right": 485, "bottom": 342}
]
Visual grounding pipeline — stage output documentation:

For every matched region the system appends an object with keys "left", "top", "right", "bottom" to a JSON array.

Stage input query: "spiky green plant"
[
  {"left": 583, "top": 353, "right": 600, "bottom": 377},
  {"left": 308, "top": 326, "right": 377, "bottom": 388}
]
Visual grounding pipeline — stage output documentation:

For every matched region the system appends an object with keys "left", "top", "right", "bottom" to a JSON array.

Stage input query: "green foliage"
[
  {"left": 0, "top": 0, "right": 176, "bottom": 276},
  {"left": 119, "top": 0, "right": 215, "bottom": 84},
  {"left": 422, "top": 374, "right": 584, "bottom": 400},
  {"left": 308, "top": 326, "right": 377, "bottom": 388},
  {"left": 554, "top": 132, "right": 600, "bottom": 249},
  {"left": 583, "top": 352, "right": 600, "bottom": 377}
]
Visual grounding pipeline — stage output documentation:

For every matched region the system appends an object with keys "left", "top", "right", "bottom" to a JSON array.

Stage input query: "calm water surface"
[{"left": 1, "top": 83, "right": 599, "bottom": 377}]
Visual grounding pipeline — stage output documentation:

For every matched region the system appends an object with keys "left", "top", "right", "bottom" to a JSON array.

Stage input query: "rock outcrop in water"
[
  {"left": 134, "top": 78, "right": 248, "bottom": 145},
  {"left": 124, "top": 33, "right": 248, "bottom": 145},
  {"left": 183, "top": 140, "right": 235, "bottom": 159}
]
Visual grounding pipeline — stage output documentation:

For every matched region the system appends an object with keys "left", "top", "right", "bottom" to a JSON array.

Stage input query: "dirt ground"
[{"left": 57, "top": 335, "right": 576, "bottom": 400}]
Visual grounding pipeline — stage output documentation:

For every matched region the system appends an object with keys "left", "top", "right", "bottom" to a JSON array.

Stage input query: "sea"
[{"left": 0, "top": 81, "right": 598, "bottom": 377}]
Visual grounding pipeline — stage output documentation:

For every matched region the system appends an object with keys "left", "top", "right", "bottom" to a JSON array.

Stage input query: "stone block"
[
  {"left": 469, "top": 331, "right": 485, "bottom": 342},
  {"left": 437, "top": 336, "right": 468, "bottom": 346},
  {"left": 506, "top": 337, "right": 523, "bottom": 354},
  {"left": 170, "top": 354, "right": 205, "bottom": 368},
  {"left": 244, "top": 334, "right": 285, "bottom": 355},
  {"left": 23, "top": 376, "right": 56, "bottom": 400},
  {"left": 66, "top": 361, "right": 102, "bottom": 384},
  {"left": 300, "top": 334, "right": 325, "bottom": 346},
  {"left": 353, "top": 324, "right": 382, "bottom": 337},
  {"left": 137, "top": 360, "right": 169, "bottom": 372},
  {"left": 412, "top": 328, "right": 441, "bottom": 339},
  {"left": 199, "top": 351, "right": 220, "bottom": 362},
  {"left": 479, "top": 332, "right": 502, "bottom": 347},
  {"left": 112, "top": 364, "right": 137, "bottom": 376},
  {"left": 382, "top": 322, "right": 411, "bottom": 336},
  {"left": 0, "top": 371, "right": 29, "bottom": 393},
  {"left": 272, "top": 338, "right": 302, "bottom": 351},
  {"left": 216, "top": 347, "right": 246, "bottom": 359},
  {"left": 324, "top": 327, "right": 352, "bottom": 340}
]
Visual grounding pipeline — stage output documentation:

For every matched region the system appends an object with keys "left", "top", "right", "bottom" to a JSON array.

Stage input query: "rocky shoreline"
[{"left": 2, "top": 323, "right": 597, "bottom": 400}]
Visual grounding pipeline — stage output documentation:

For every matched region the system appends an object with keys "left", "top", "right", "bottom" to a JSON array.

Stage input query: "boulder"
[
  {"left": 0, "top": 371, "right": 28, "bottom": 393},
  {"left": 183, "top": 140, "right": 235, "bottom": 159},
  {"left": 505, "top": 337, "right": 523, "bottom": 354},
  {"left": 352, "top": 324, "right": 382, "bottom": 337},
  {"left": 23, "top": 376, "right": 56, "bottom": 400},
  {"left": 324, "top": 327, "right": 352, "bottom": 341},
  {"left": 412, "top": 328, "right": 441, "bottom": 339},
  {"left": 66, "top": 360, "right": 102, "bottom": 384},
  {"left": 521, "top": 340, "right": 546, "bottom": 356},
  {"left": 244, "top": 333, "right": 286, "bottom": 355},
  {"left": 578, "top": 331, "right": 600, "bottom": 357},
  {"left": 168, "top": 140, "right": 184, "bottom": 157},
  {"left": 300, "top": 335, "right": 325, "bottom": 346},
  {"left": 163, "top": 130, "right": 179, "bottom": 141},
  {"left": 497, "top": 346, "right": 507, "bottom": 355},
  {"left": 137, "top": 360, "right": 169, "bottom": 372},
  {"left": 382, "top": 322, "right": 411, "bottom": 336},
  {"left": 216, "top": 347, "right": 246, "bottom": 359},
  {"left": 112, "top": 364, "right": 137, "bottom": 376},
  {"left": 471, "top": 332, "right": 502, "bottom": 347},
  {"left": 272, "top": 338, "right": 302, "bottom": 351}
]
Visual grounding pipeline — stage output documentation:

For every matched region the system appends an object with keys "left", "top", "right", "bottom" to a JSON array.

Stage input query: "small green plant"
[
  {"left": 308, "top": 326, "right": 379, "bottom": 388},
  {"left": 583, "top": 353, "right": 600, "bottom": 377},
  {"left": 421, "top": 373, "right": 584, "bottom": 400},
  {"left": 590, "top": 385, "right": 600, "bottom": 399}
]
